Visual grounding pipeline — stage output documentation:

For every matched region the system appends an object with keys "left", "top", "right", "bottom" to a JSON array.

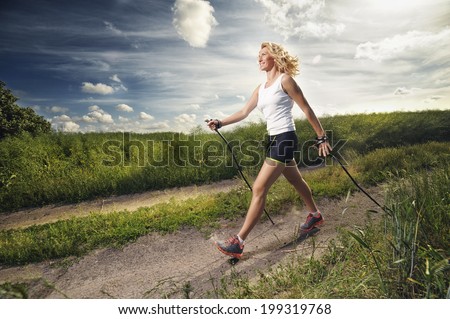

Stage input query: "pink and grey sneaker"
[
  {"left": 215, "top": 235, "right": 244, "bottom": 259},
  {"left": 300, "top": 212, "right": 324, "bottom": 231}
]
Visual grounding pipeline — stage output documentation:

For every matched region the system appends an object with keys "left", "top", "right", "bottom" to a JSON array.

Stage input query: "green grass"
[
  {"left": 214, "top": 228, "right": 388, "bottom": 299},
  {"left": 382, "top": 167, "right": 449, "bottom": 298},
  {"left": 0, "top": 110, "right": 449, "bottom": 299},
  {"left": 0, "top": 166, "right": 448, "bottom": 301},
  {"left": 212, "top": 167, "right": 449, "bottom": 299},
  {"left": 0, "top": 141, "right": 448, "bottom": 266},
  {"left": 0, "top": 110, "right": 448, "bottom": 212},
  {"left": 0, "top": 131, "right": 236, "bottom": 212}
]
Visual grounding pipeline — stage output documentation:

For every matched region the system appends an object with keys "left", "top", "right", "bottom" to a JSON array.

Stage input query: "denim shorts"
[{"left": 266, "top": 130, "right": 298, "bottom": 163}]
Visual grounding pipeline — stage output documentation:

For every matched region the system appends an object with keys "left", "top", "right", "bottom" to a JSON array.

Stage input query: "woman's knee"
[{"left": 252, "top": 182, "right": 268, "bottom": 197}]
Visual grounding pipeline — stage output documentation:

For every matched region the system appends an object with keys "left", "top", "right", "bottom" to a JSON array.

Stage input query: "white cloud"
[
  {"left": 82, "top": 115, "right": 97, "bottom": 123},
  {"left": 83, "top": 106, "right": 114, "bottom": 124},
  {"left": 118, "top": 115, "right": 130, "bottom": 122},
  {"left": 52, "top": 114, "right": 72, "bottom": 122},
  {"left": 110, "top": 74, "right": 122, "bottom": 83},
  {"left": 393, "top": 87, "right": 421, "bottom": 96},
  {"left": 435, "top": 78, "right": 450, "bottom": 87},
  {"left": 48, "top": 106, "right": 69, "bottom": 113},
  {"left": 116, "top": 84, "right": 128, "bottom": 92},
  {"left": 172, "top": 0, "right": 218, "bottom": 48},
  {"left": 139, "top": 111, "right": 155, "bottom": 120},
  {"left": 424, "top": 95, "right": 443, "bottom": 104},
  {"left": 312, "top": 55, "right": 322, "bottom": 64},
  {"left": 109, "top": 74, "right": 128, "bottom": 92},
  {"left": 104, "top": 21, "right": 123, "bottom": 36},
  {"left": 254, "top": 0, "right": 345, "bottom": 39},
  {"left": 393, "top": 87, "right": 411, "bottom": 96},
  {"left": 51, "top": 115, "right": 80, "bottom": 132},
  {"left": 355, "top": 28, "right": 450, "bottom": 62},
  {"left": 86, "top": 111, "right": 113, "bottom": 124},
  {"left": 115, "top": 103, "right": 134, "bottom": 112},
  {"left": 89, "top": 105, "right": 101, "bottom": 111},
  {"left": 190, "top": 103, "right": 201, "bottom": 110},
  {"left": 81, "top": 82, "right": 115, "bottom": 95},
  {"left": 61, "top": 121, "right": 80, "bottom": 132},
  {"left": 71, "top": 57, "right": 111, "bottom": 72},
  {"left": 236, "top": 95, "right": 246, "bottom": 101},
  {"left": 175, "top": 113, "right": 196, "bottom": 123}
]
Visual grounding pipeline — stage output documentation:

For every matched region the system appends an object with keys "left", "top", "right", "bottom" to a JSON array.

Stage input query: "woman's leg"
[
  {"left": 282, "top": 160, "right": 318, "bottom": 213},
  {"left": 237, "top": 159, "right": 285, "bottom": 240}
]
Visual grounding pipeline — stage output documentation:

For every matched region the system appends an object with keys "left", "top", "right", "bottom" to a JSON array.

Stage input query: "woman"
[{"left": 207, "top": 42, "right": 332, "bottom": 259}]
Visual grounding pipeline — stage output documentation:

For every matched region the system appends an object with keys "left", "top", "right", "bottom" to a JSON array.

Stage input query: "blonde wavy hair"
[{"left": 261, "top": 42, "right": 300, "bottom": 77}]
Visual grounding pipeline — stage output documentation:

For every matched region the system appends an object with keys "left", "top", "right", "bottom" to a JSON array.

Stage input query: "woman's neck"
[
  {"left": 266, "top": 68, "right": 281, "bottom": 82},
  {"left": 264, "top": 68, "right": 282, "bottom": 87}
]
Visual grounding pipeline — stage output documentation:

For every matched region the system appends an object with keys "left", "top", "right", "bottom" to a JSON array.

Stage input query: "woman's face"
[{"left": 258, "top": 47, "right": 275, "bottom": 72}]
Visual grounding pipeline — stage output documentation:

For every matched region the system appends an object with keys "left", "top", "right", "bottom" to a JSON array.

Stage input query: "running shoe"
[
  {"left": 215, "top": 235, "right": 244, "bottom": 258},
  {"left": 300, "top": 212, "right": 324, "bottom": 231}
]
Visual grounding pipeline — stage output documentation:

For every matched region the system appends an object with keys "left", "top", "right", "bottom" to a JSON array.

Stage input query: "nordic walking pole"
[
  {"left": 206, "top": 119, "right": 275, "bottom": 225},
  {"left": 330, "top": 153, "right": 393, "bottom": 214},
  {"left": 315, "top": 136, "right": 391, "bottom": 214},
  {"left": 330, "top": 153, "right": 386, "bottom": 211}
]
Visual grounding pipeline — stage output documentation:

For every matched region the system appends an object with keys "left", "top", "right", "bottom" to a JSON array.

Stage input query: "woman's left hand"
[{"left": 318, "top": 141, "right": 332, "bottom": 157}]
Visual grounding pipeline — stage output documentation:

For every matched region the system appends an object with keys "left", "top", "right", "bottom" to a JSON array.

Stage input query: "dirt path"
[
  {"left": 0, "top": 179, "right": 241, "bottom": 230},
  {"left": 0, "top": 179, "right": 385, "bottom": 299}
]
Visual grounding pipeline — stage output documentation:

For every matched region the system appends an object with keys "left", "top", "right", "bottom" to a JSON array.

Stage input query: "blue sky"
[{"left": 1, "top": 0, "right": 449, "bottom": 133}]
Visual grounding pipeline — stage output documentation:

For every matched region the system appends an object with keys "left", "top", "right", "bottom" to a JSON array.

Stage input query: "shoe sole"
[
  {"left": 214, "top": 242, "right": 243, "bottom": 259},
  {"left": 300, "top": 219, "right": 324, "bottom": 232}
]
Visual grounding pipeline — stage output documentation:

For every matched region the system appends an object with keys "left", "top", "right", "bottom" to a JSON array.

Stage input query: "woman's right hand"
[{"left": 206, "top": 119, "right": 221, "bottom": 131}]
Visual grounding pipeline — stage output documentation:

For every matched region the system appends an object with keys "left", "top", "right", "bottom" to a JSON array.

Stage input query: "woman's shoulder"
[
  {"left": 280, "top": 73, "right": 298, "bottom": 92},
  {"left": 280, "top": 73, "right": 295, "bottom": 83}
]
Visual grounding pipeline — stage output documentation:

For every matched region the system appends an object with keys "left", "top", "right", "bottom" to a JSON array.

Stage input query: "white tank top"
[{"left": 257, "top": 73, "right": 296, "bottom": 135}]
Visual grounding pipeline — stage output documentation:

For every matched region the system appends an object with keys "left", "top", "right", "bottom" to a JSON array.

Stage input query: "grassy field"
[
  {"left": 0, "top": 110, "right": 449, "bottom": 298},
  {"left": 214, "top": 167, "right": 449, "bottom": 299},
  {"left": 0, "top": 110, "right": 448, "bottom": 212},
  {"left": 0, "top": 141, "right": 448, "bottom": 265},
  {"left": 0, "top": 141, "right": 449, "bottom": 298}
]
